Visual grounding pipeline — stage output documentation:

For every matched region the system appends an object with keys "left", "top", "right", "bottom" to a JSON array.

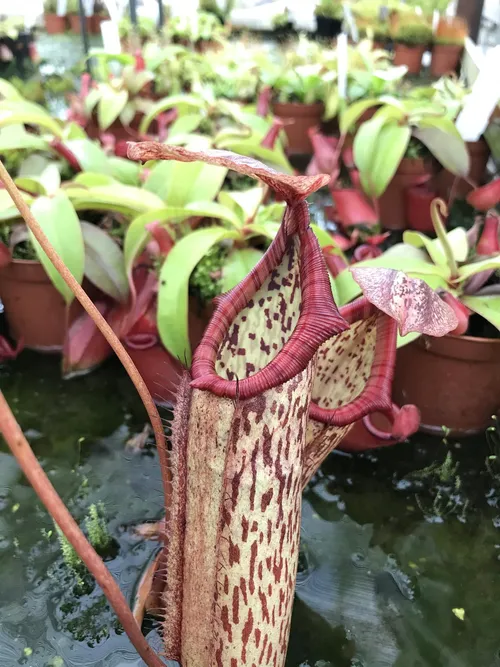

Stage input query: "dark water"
[{"left": 1, "top": 353, "right": 500, "bottom": 667}]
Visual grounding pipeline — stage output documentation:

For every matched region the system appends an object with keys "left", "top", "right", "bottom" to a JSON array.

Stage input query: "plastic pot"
[
  {"left": 405, "top": 183, "right": 437, "bottom": 232},
  {"left": 393, "top": 43, "right": 426, "bottom": 74},
  {"left": 272, "top": 102, "right": 325, "bottom": 155},
  {"left": 44, "top": 13, "right": 67, "bottom": 34},
  {"left": 0, "top": 260, "right": 96, "bottom": 353},
  {"left": 379, "top": 158, "right": 433, "bottom": 231},
  {"left": 315, "top": 16, "right": 342, "bottom": 39},
  {"left": 430, "top": 44, "right": 463, "bottom": 77},
  {"left": 392, "top": 334, "right": 500, "bottom": 436},
  {"left": 68, "top": 13, "right": 93, "bottom": 34}
]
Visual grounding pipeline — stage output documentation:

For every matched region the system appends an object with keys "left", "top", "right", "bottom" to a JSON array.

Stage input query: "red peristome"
[
  {"left": 353, "top": 244, "right": 382, "bottom": 262},
  {"left": 477, "top": 213, "right": 500, "bottom": 256},
  {"left": 0, "top": 335, "right": 22, "bottom": 362},
  {"left": 127, "top": 142, "right": 330, "bottom": 203},
  {"left": 257, "top": 85, "right": 272, "bottom": 117},
  {"left": 439, "top": 292, "right": 470, "bottom": 336},
  {"left": 363, "top": 403, "right": 420, "bottom": 441},
  {"left": 0, "top": 241, "right": 11, "bottom": 268},
  {"left": 331, "top": 189, "right": 378, "bottom": 227},
  {"left": 466, "top": 178, "right": 500, "bottom": 212},
  {"left": 191, "top": 201, "right": 348, "bottom": 399},
  {"left": 351, "top": 267, "right": 459, "bottom": 337},
  {"left": 310, "top": 298, "right": 396, "bottom": 426},
  {"left": 50, "top": 139, "right": 82, "bottom": 172}
]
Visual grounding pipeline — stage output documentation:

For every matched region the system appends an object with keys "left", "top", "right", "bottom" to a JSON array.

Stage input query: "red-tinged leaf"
[
  {"left": 49, "top": 139, "right": 82, "bottom": 171},
  {"left": 0, "top": 241, "right": 11, "bottom": 268},
  {"left": 257, "top": 85, "right": 272, "bottom": 117},
  {"left": 466, "top": 178, "right": 500, "bottom": 211},
  {"left": 366, "top": 232, "right": 390, "bottom": 246},
  {"left": 331, "top": 230, "right": 359, "bottom": 251},
  {"left": 0, "top": 335, "right": 22, "bottom": 362},
  {"left": 351, "top": 266, "right": 458, "bottom": 336},
  {"left": 323, "top": 245, "right": 348, "bottom": 277},
  {"left": 145, "top": 221, "right": 174, "bottom": 256},
  {"left": 62, "top": 301, "right": 114, "bottom": 377},
  {"left": 477, "top": 213, "right": 500, "bottom": 256},
  {"left": 127, "top": 142, "right": 329, "bottom": 204},
  {"left": 306, "top": 127, "right": 339, "bottom": 176},
  {"left": 363, "top": 403, "right": 420, "bottom": 441},
  {"left": 331, "top": 188, "right": 379, "bottom": 227},
  {"left": 439, "top": 292, "right": 470, "bottom": 335},
  {"left": 261, "top": 117, "right": 286, "bottom": 149},
  {"left": 353, "top": 244, "right": 382, "bottom": 262}
]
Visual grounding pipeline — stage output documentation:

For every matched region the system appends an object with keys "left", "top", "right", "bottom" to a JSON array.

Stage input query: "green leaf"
[
  {"left": 39, "top": 164, "right": 61, "bottom": 196},
  {"left": 168, "top": 113, "right": 204, "bottom": 136},
  {"left": 157, "top": 227, "right": 239, "bottom": 364},
  {"left": 0, "top": 78, "right": 24, "bottom": 100},
  {"left": 218, "top": 187, "right": 265, "bottom": 225},
  {"left": 462, "top": 295, "right": 500, "bottom": 331},
  {"left": 81, "top": 221, "right": 129, "bottom": 303},
  {"left": 413, "top": 127, "right": 470, "bottom": 177},
  {"left": 64, "top": 139, "right": 111, "bottom": 174},
  {"left": 0, "top": 101, "right": 63, "bottom": 137},
  {"left": 215, "top": 138, "right": 293, "bottom": 173},
  {"left": 30, "top": 193, "right": 84, "bottom": 304},
  {"left": 108, "top": 157, "right": 141, "bottom": 186},
  {"left": 403, "top": 227, "right": 469, "bottom": 267},
  {"left": 84, "top": 88, "right": 101, "bottom": 116},
  {"left": 221, "top": 247, "right": 263, "bottom": 293},
  {"left": 368, "top": 124, "right": 411, "bottom": 197},
  {"left": 73, "top": 172, "right": 116, "bottom": 188},
  {"left": 127, "top": 70, "right": 155, "bottom": 96},
  {"left": 353, "top": 115, "right": 388, "bottom": 190},
  {"left": 335, "top": 269, "right": 362, "bottom": 306},
  {"left": 69, "top": 184, "right": 165, "bottom": 217},
  {"left": 14, "top": 176, "right": 47, "bottom": 196},
  {"left": 145, "top": 160, "right": 227, "bottom": 206},
  {"left": 184, "top": 201, "right": 243, "bottom": 229},
  {"left": 124, "top": 208, "right": 197, "bottom": 276},
  {"left": 456, "top": 256, "right": 500, "bottom": 282},
  {"left": 0, "top": 124, "right": 48, "bottom": 151},
  {"left": 97, "top": 88, "right": 129, "bottom": 130},
  {"left": 244, "top": 222, "right": 280, "bottom": 240},
  {"left": 139, "top": 94, "right": 205, "bottom": 134},
  {"left": 0, "top": 189, "right": 32, "bottom": 221},
  {"left": 340, "top": 97, "right": 380, "bottom": 134},
  {"left": 397, "top": 331, "right": 421, "bottom": 348}
]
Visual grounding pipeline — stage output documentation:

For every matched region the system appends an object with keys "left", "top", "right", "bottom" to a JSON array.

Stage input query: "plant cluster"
[{"left": 315, "top": 0, "right": 345, "bottom": 21}]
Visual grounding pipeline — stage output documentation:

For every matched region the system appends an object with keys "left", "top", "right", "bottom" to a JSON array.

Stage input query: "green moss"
[
  {"left": 85, "top": 503, "right": 112, "bottom": 553},
  {"left": 394, "top": 22, "right": 433, "bottom": 46},
  {"left": 190, "top": 244, "right": 226, "bottom": 303},
  {"left": 314, "top": 0, "right": 344, "bottom": 20}
]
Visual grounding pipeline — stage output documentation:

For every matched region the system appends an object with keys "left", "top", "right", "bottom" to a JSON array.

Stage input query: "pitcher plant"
[{"left": 0, "top": 145, "right": 457, "bottom": 667}]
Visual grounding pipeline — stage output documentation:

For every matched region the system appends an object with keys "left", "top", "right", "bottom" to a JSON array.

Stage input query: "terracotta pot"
[
  {"left": 339, "top": 413, "right": 398, "bottom": 452},
  {"left": 392, "top": 335, "right": 500, "bottom": 436},
  {"left": 436, "top": 138, "right": 490, "bottom": 200},
  {"left": 44, "top": 13, "right": 67, "bottom": 34},
  {"left": 272, "top": 102, "right": 325, "bottom": 155},
  {"left": 68, "top": 13, "right": 93, "bottom": 34},
  {"left": 91, "top": 14, "right": 106, "bottom": 35},
  {"left": 125, "top": 300, "right": 213, "bottom": 406},
  {"left": 393, "top": 43, "right": 426, "bottom": 75},
  {"left": 0, "top": 260, "right": 95, "bottom": 353},
  {"left": 430, "top": 44, "right": 463, "bottom": 77},
  {"left": 405, "top": 183, "right": 437, "bottom": 232},
  {"left": 379, "top": 158, "right": 433, "bottom": 230},
  {"left": 315, "top": 16, "right": 342, "bottom": 39}
]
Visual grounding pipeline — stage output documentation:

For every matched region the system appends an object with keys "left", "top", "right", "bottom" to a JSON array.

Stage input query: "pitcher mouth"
[
  {"left": 309, "top": 298, "right": 396, "bottom": 426},
  {"left": 191, "top": 203, "right": 348, "bottom": 400}
]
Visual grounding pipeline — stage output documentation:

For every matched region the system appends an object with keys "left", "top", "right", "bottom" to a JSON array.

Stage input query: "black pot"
[
  {"left": 274, "top": 22, "right": 295, "bottom": 42},
  {"left": 315, "top": 15, "right": 342, "bottom": 38}
]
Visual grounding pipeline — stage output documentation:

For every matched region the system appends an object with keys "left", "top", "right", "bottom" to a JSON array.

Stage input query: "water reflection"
[{"left": 1, "top": 353, "right": 500, "bottom": 666}]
